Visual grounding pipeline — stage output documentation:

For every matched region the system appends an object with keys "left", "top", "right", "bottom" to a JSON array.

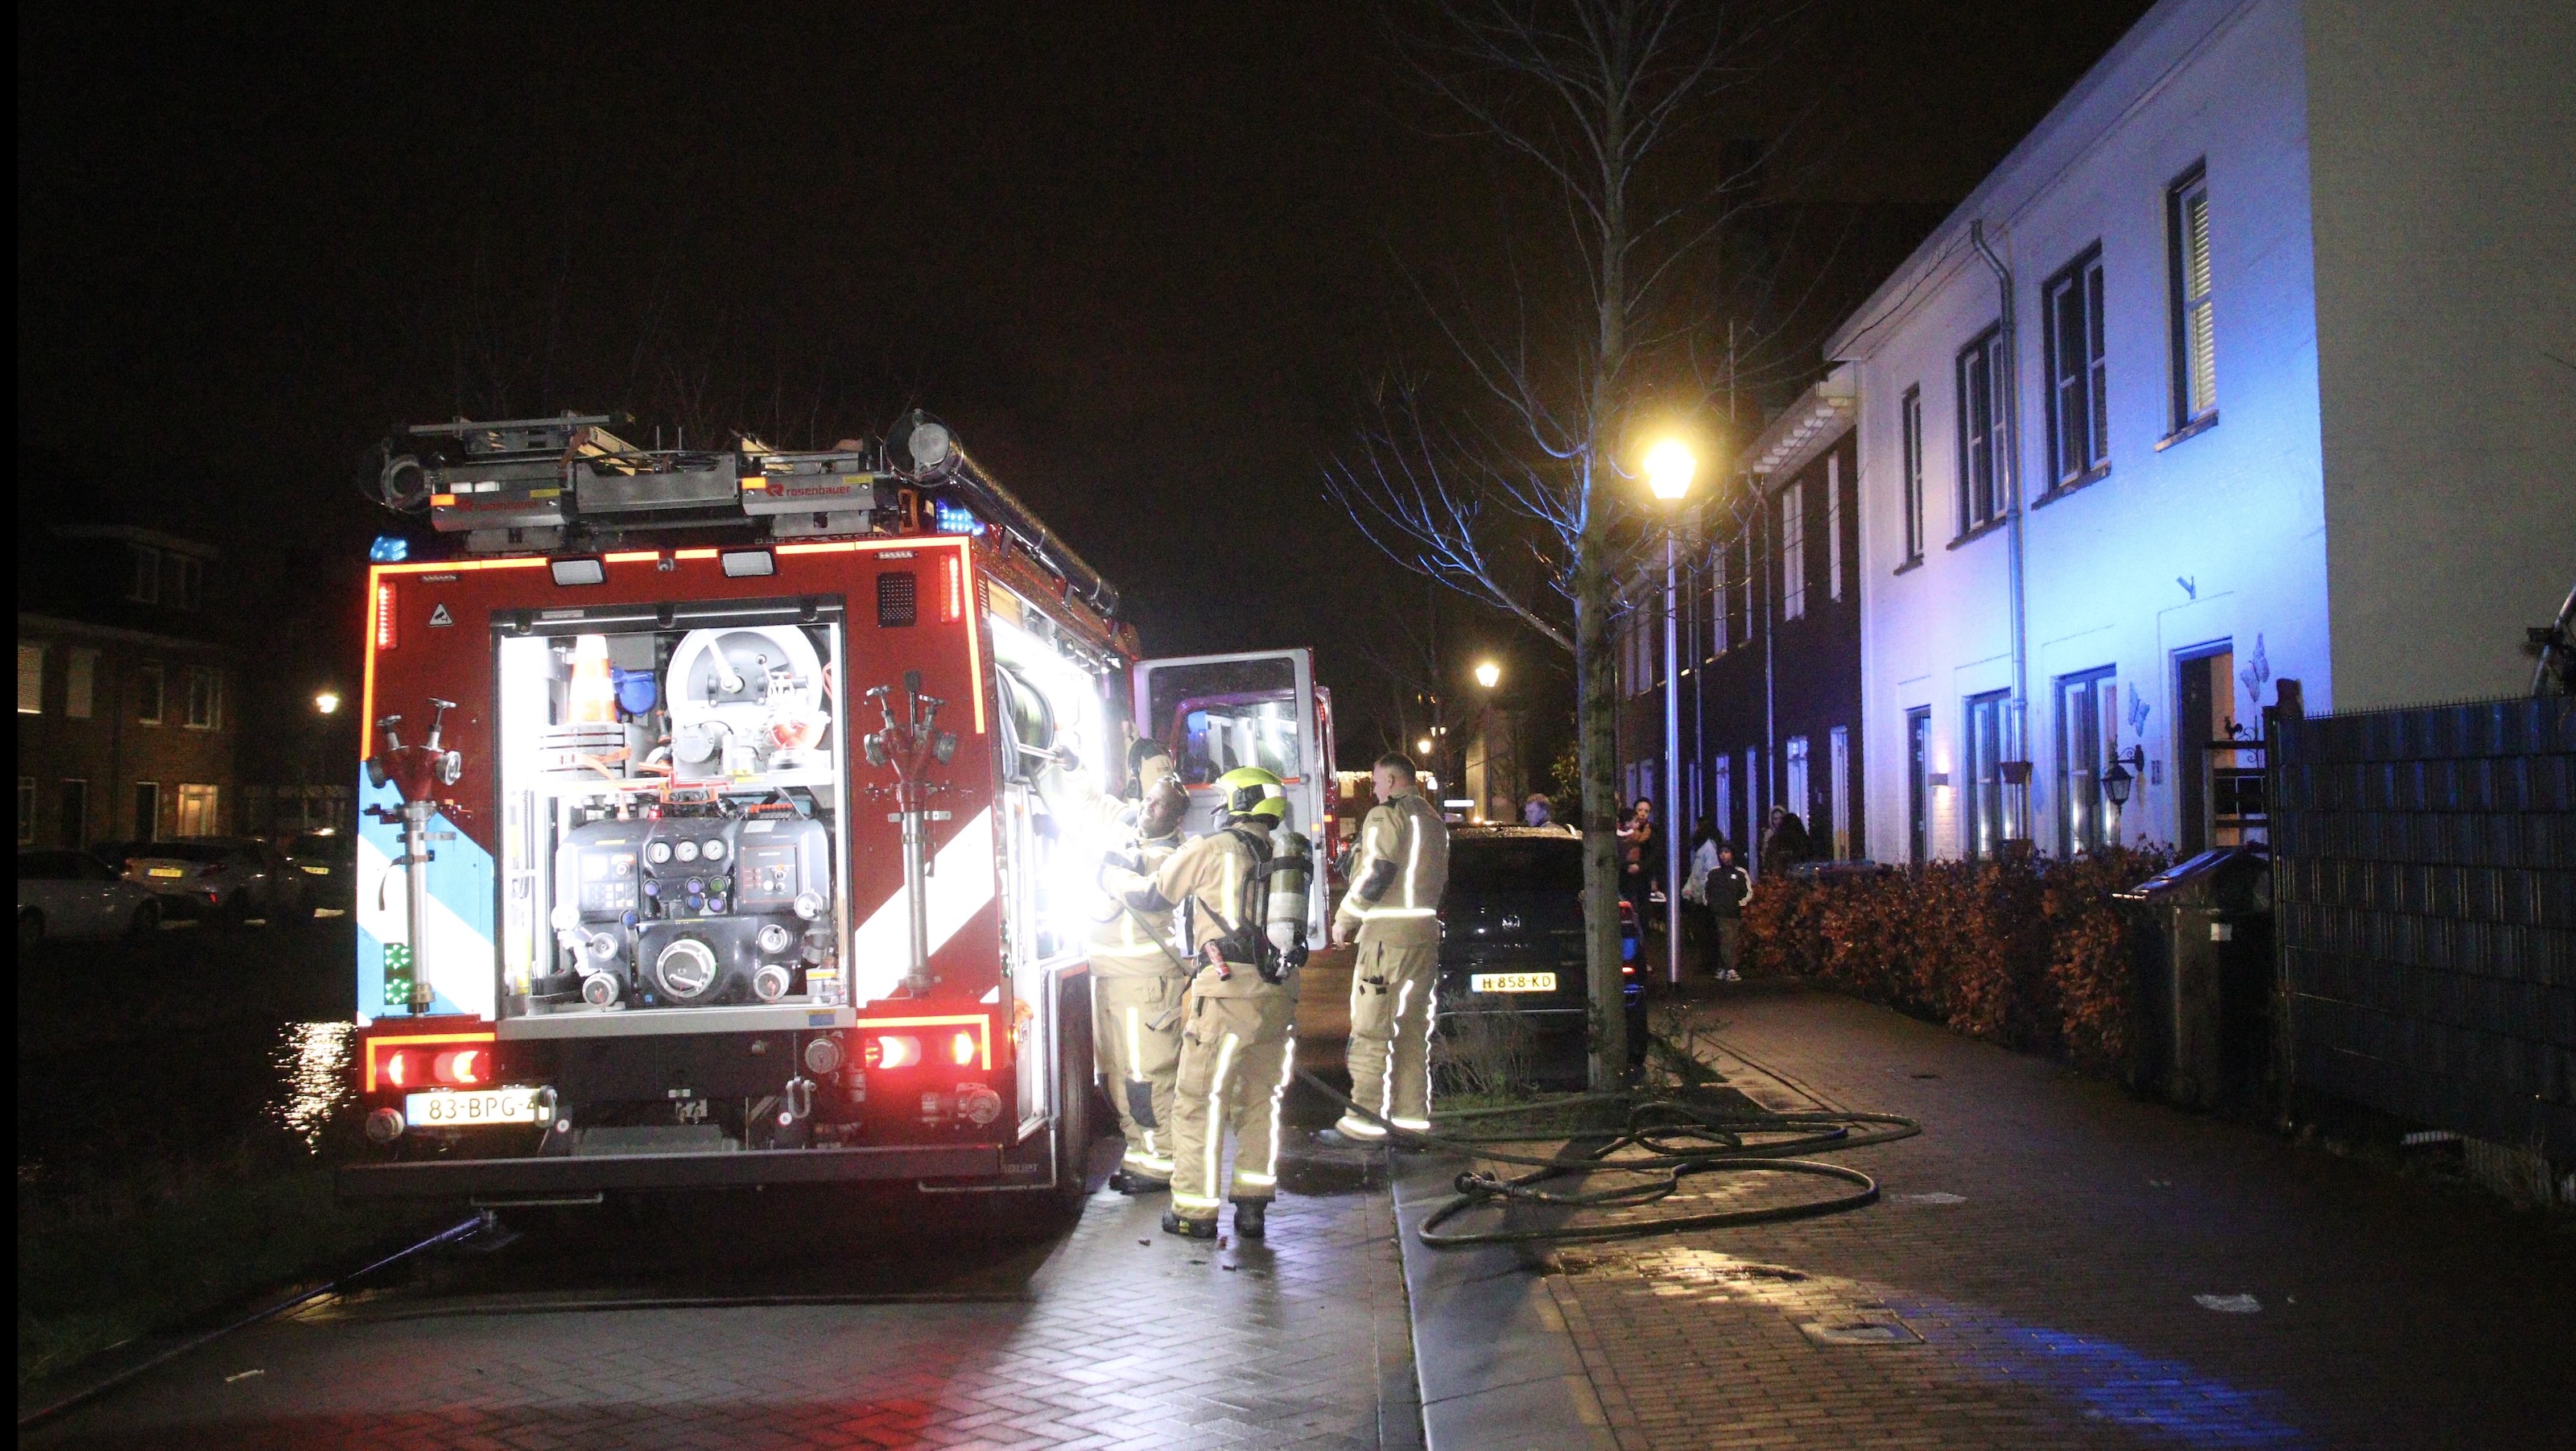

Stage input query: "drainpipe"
[
  {"left": 1760, "top": 469, "right": 1777, "bottom": 877},
  {"left": 1971, "top": 220, "right": 2033, "bottom": 845}
]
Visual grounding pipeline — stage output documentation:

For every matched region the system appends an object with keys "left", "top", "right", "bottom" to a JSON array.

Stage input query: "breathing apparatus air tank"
[{"left": 1265, "top": 829, "right": 1311, "bottom": 960}]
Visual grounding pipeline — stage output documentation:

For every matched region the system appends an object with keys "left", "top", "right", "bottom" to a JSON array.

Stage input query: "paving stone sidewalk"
[
  {"left": 1538, "top": 982, "right": 2575, "bottom": 1450},
  {"left": 28, "top": 1155, "right": 1422, "bottom": 1451}
]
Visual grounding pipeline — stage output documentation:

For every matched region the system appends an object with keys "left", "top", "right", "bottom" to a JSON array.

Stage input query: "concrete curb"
[{"left": 1390, "top": 1154, "right": 1618, "bottom": 1451}]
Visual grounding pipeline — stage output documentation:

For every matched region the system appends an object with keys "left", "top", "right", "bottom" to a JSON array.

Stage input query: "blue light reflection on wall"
[{"left": 1883, "top": 1292, "right": 2306, "bottom": 1448}]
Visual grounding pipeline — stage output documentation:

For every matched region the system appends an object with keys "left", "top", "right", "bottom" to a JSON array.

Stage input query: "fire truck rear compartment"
[{"left": 490, "top": 606, "right": 852, "bottom": 1033}]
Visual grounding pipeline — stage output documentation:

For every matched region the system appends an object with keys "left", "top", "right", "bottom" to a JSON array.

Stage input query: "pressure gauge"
[
  {"left": 701, "top": 839, "right": 727, "bottom": 862},
  {"left": 675, "top": 839, "right": 700, "bottom": 863},
  {"left": 646, "top": 841, "right": 673, "bottom": 866}
]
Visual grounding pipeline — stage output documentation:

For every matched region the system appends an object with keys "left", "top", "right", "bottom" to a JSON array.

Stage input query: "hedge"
[{"left": 1740, "top": 847, "right": 2173, "bottom": 1075}]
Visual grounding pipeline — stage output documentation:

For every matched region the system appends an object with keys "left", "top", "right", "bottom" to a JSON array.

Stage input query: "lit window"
[
  {"left": 1779, "top": 482, "right": 1806, "bottom": 622},
  {"left": 1957, "top": 327, "right": 2005, "bottom": 532},
  {"left": 2044, "top": 246, "right": 2109, "bottom": 487},
  {"left": 16, "top": 643, "right": 42, "bottom": 715},
  {"left": 2169, "top": 163, "right": 2217, "bottom": 428},
  {"left": 1900, "top": 385, "right": 1926, "bottom": 562}
]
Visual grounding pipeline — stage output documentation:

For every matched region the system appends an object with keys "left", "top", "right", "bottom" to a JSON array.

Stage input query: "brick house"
[{"left": 16, "top": 525, "right": 236, "bottom": 848}]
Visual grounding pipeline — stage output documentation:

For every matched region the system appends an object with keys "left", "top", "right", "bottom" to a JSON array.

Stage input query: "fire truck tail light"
[
  {"left": 435, "top": 1048, "right": 485, "bottom": 1085},
  {"left": 385, "top": 1052, "right": 408, "bottom": 1087},
  {"left": 941, "top": 555, "right": 964, "bottom": 622},
  {"left": 375, "top": 583, "right": 398, "bottom": 649},
  {"left": 949, "top": 1031, "right": 976, "bottom": 1067},
  {"left": 365, "top": 1031, "right": 499, "bottom": 1093},
  {"left": 867, "top": 1034, "right": 923, "bottom": 1070}
]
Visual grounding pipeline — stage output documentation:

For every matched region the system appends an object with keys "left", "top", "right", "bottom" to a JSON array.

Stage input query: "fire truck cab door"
[{"left": 1131, "top": 648, "right": 1328, "bottom": 938}]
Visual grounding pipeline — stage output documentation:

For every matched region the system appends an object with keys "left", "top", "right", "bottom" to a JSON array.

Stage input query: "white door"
[{"left": 1132, "top": 648, "right": 1330, "bottom": 936}]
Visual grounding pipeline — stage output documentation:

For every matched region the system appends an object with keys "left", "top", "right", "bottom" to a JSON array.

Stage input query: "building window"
[
  {"left": 1709, "top": 541, "right": 1729, "bottom": 654},
  {"left": 1827, "top": 725, "right": 1852, "bottom": 861},
  {"left": 1905, "top": 707, "right": 1932, "bottom": 866},
  {"left": 16, "top": 778, "right": 34, "bottom": 845},
  {"left": 173, "top": 555, "right": 204, "bottom": 612},
  {"left": 2056, "top": 668, "right": 2116, "bottom": 855},
  {"left": 1785, "top": 734, "right": 1810, "bottom": 828},
  {"left": 56, "top": 779, "right": 88, "bottom": 849},
  {"left": 1779, "top": 482, "right": 1806, "bottom": 621},
  {"left": 2169, "top": 163, "right": 2217, "bottom": 428},
  {"left": 1736, "top": 532, "right": 1754, "bottom": 643},
  {"left": 130, "top": 545, "right": 163, "bottom": 604},
  {"left": 136, "top": 660, "right": 164, "bottom": 725},
  {"left": 1713, "top": 754, "right": 1733, "bottom": 850},
  {"left": 175, "top": 784, "right": 220, "bottom": 837},
  {"left": 184, "top": 668, "right": 222, "bottom": 730},
  {"left": 1964, "top": 690, "right": 2008, "bottom": 863},
  {"left": 132, "top": 781, "right": 160, "bottom": 842},
  {"left": 16, "top": 643, "right": 42, "bottom": 714},
  {"left": 1900, "top": 385, "right": 1926, "bottom": 561},
  {"left": 66, "top": 647, "right": 97, "bottom": 721},
  {"left": 2044, "top": 246, "right": 2109, "bottom": 487},
  {"left": 1956, "top": 327, "right": 2005, "bottom": 531},
  {"left": 1826, "top": 454, "right": 1845, "bottom": 601}
]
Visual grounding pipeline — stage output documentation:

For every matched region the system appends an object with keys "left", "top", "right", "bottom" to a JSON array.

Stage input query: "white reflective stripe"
[
  {"left": 1236, "top": 1172, "right": 1277, "bottom": 1186},
  {"left": 1382, "top": 981, "right": 1415, "bottom": 1121},
  {"left": 1203, "top": 1032, "right": 1241, "bottom": 1209},
  {"left": 1356, "top": 906, "right": 1437, "bottom": 920},
  {"left": 1389, "top": 1117, "right": 1433, "bottom": 1131},
  {"left": 848, "top": 806, "right": 998, "bottom": 1006},
  {"left": 1127, "top": 1151, "right": 1175, "bottom": 1173},
  {"left": 1403, "top": 810, "right": 1422, "bottom": 909},
  {"left": 1334, "top": 1113, "right": 1388, "bottom": 1139},
  {"left": 1172, "top": 1192, "right": 1224, "bottom": 1210},
  {"left": 1123, "top": 1007, "right": 1148, "bottom": 1084},
  {"left": 1250, "top": 1033, "right": 1295, "bottom": 1182}
]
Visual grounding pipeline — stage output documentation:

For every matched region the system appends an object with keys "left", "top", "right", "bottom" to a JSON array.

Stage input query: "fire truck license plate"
[
  {"left": 406, "top": 1088, "right": 543, "bottom": 1126},
  {"left": 1471, "top": 971, "right": 1557, "bottom": 994}
]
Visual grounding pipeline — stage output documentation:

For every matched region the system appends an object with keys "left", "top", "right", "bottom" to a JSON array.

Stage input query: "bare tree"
[{"left": 1327, "top": 0, "right": 1805, "bottom": 1086}]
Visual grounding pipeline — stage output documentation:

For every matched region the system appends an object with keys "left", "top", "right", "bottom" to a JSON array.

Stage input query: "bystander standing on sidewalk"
[{"left": 1703, "top": 840, "right": 1748, "bottom": 981}]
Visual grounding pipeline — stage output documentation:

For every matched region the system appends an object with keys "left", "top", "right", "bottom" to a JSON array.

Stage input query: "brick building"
[{"left": 16, "top": 525, "right": 236, "bottom": 848}]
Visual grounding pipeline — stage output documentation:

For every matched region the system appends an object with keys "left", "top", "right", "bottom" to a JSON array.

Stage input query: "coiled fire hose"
[{"left": 1293, "top": 1065, "right": 1922, "bottom": 1249}]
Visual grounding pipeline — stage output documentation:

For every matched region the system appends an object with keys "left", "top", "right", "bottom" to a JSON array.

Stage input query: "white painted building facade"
[{"left": 1830, "top": 0, "right": 2574, "bottom": 863}]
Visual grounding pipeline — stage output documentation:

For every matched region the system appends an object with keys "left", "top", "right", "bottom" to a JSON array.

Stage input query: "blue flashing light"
[
  {"left": 931, "top": 502, "right": 986, "bottom": 537},
  {"left": 369, "top": 535, "right": 411, "bottom": 563}
]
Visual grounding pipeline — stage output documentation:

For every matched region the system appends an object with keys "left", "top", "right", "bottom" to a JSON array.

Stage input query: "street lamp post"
[{"left": 1645, "top": 439, "right": 1697, "bottom": 987}]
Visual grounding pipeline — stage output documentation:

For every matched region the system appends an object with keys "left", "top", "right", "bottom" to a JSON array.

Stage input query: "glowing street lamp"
[
  {"left": 1473, "top": 660, "right": 1501, "bottom": 690},
  {"left": 1415, "top": 736, "right": 1435, "bottom": 756},
  {"left": 1645, "top": 437, "right": 1698, "bottom": 501},
  {"left": 314, "top": 690, "right": 342, "bottom": 715}
]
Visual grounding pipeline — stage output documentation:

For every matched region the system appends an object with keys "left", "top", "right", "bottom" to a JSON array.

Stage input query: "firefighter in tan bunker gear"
[
  {"left": 1086, "top": 747, "right": 1191, "bottom": 1193},
  {"left": 1330, "top": 753, "right": 1449, "bottom": 1142},
  {"left": 1127, "top": 767, "right": 1307, "bottom": 1240}
]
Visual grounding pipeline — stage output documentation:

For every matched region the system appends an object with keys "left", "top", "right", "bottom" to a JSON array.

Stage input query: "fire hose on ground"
[{"left": 1292, "top": 1064, "right": 1922, "bottom": 1249}]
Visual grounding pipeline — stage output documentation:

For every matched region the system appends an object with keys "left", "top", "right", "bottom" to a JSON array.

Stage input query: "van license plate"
[
  {"left": 1471, "top": 971, "right": 1556, "bottom": 994},
  {"left": 148, "top": 866, "right": 184, "bottom": 878},
  {"left": 406, "top": 1088, "right": 543, "bottom": 1126}
]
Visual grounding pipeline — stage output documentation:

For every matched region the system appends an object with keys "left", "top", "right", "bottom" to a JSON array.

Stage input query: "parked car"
[
  {"left": 282, "top": 830, "right": 356, "bottom": 914},
  {"left": 122, "top": 837, "right": 309, "bottom": 926},
  {"left": 1434, "top": 825, "right": 1648, "bottom": 1090},
  {"left": 19, "top": 848, "right": 163, "bottom": 945}
]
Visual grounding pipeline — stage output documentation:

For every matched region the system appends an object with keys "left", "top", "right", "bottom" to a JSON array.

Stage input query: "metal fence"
[{"left": 2270, "top": 695, "right": 2575, "bottom": 1158}]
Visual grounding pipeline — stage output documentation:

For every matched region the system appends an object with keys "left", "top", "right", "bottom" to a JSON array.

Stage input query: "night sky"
[{"left": 18, "top": 2, "right": 2150, "bottom": 755}]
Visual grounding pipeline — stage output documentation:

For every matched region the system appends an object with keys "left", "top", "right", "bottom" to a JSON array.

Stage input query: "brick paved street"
[
  {"left": 27, "top": 1138, "right": 1419, "bottom": 1451},
  {"left": 1537, "top": 982, "right": 2576, "bottom": 1450}
]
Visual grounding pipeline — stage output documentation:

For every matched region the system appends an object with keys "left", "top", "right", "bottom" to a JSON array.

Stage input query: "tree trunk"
[{"left": 1576, "top": 504, "right": 1626, "bottom": 1087}]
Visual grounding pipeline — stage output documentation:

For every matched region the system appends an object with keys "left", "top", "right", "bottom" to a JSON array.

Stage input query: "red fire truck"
[{"left": 339, "top": 412, "right": 1332, "bottom": 1205}]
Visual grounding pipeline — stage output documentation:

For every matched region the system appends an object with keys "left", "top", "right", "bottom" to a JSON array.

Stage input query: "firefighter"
[
  {"left": 1088, "top": 767, "right": 1192, "bottom": 1192},
  {"left": 1125, "top": 766, "right": 1307, "bottom": 1241},
  {"left": 1328, "top": 752, "right": 1450, "bottom": 1143}
]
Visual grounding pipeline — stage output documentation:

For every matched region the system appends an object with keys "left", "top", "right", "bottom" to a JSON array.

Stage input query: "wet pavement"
[
  {"left": 1530, "top": 983, "right": 2576, "bottom": 1450},
  {"left": 25, "top": 1134, "right": 1421, "bottom": 1451}
]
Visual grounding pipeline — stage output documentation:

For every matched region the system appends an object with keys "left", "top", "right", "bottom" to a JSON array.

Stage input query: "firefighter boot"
[
  {"left": 1161, "top": 1208, "right": 1218, "bottom": 1240},
  {"left": 1232, "top": 1197, "right": 1268, "bottom": 1239}
]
